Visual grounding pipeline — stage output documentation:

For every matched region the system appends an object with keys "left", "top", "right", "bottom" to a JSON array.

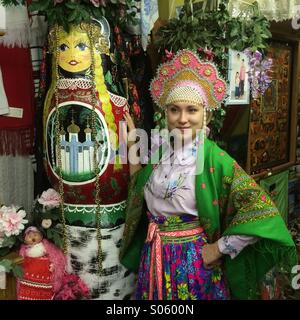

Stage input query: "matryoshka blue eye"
[{"left": 75, "top": 43, "right": 88, "bottom": 51}]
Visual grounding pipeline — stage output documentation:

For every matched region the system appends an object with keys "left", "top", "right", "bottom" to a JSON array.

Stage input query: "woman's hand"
[
  {"left": 123, "top": 110, "right": 142, "bottom": 176},
  {"left": 124, "top": 110, "right": 136, "bottom": 132},
  {"left": 202, "top": 242, "right": 223, "bottom": 269},
  {"left": 124, "top": 111, "right": 137, "bottom": 149}
]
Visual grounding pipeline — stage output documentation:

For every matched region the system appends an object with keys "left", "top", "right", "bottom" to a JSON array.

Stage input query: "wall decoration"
[
  {"left": 248, "top": 41, "right": 294, "bottom": 175},
  {"left": 226, "top": 49, "right": 250, "bottom": 105}
]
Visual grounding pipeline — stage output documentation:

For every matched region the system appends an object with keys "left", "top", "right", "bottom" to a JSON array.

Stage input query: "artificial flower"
[
  {"left": 38, "top": 189, "right": 61, "bottom": 209},
  {"left": 205, "top": 49, "right": 214, "bottom": 61},
  {"left": 41, "top": 219, "right": 52, "bottom": 229},
  {"left": 244, "top": 48, "right": 273, "bottom": 100},
  {"left": 0, "top": 206, "right": 28, "bottom": 237},
  {"left": 165, "top": 49, "right": 174, "bottom": 61},
  {"left": 55, "top": 273, "right": 90, "bottom": 300}
]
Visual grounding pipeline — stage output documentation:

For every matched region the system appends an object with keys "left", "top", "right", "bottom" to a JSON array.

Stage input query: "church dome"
[{"left": 67, "top": 120, "right": 80, "bottom": 134}]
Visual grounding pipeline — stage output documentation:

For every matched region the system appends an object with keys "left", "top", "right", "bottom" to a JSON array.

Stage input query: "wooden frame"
[{"left": 247, "top": 27, "right": 299, "bottom": 180}]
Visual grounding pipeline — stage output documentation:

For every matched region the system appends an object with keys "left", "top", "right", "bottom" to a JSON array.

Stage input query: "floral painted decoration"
[{"left": 244, "top": 48, "right": 273, "bottom": 100}]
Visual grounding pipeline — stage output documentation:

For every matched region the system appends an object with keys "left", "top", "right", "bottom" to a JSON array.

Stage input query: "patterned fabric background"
[{"left": 249, "top": 42, "right": 292, "bottom": 174}]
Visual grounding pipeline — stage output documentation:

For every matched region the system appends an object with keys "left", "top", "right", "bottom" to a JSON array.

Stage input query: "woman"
[{"left": 120, "top": 49, "right": 296, "bottom": 300}]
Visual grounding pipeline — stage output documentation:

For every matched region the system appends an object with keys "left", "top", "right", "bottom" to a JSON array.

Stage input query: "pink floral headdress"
[{"left": 150, "top": 49, "right": 227, "bottom": 110}]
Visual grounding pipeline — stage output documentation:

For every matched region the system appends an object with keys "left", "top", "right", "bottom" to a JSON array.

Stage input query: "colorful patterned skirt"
[{"left": 135, "top": 213, "right": 229, "bottom": 300}]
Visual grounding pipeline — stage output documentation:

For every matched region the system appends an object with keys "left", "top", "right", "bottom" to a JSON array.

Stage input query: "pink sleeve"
[{"left": 218, "top": 235, "right": 259, "bottom": 259}]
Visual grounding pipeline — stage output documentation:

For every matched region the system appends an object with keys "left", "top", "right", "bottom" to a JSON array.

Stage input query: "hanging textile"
[
  {"left": 118, "top": 0, "right": 159, "bottom": 51},
  {"left": 0, "top": 5, "right": 39, "bottom": 212},
  {"left": 260, "top": 170, "right": 289, "bottom": 222},
  {"left": 0, "top": 45, "right": 35, "bottom": 156},
  {"left": 0, "top": 66, "right": 9, "bottom": 115},
  {"left": 228, "top": 0, "right": 300, "bottom": 21},
  {"left": 0, "top": 5, "right": 30, "bottom": 48},
  {"left": 0, "top": 156, "right": 34, "bottom": 213},
  {"left": 0, "top": 4, "right": 6, "bottom": 34}
]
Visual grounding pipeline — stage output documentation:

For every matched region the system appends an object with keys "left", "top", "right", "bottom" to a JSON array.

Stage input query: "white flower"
[
  {"left": 41, "top": 219, "right": 52, "bottom": 229},
  {"left": 0, "top": 205, "right": 28, "bottom": 237}
]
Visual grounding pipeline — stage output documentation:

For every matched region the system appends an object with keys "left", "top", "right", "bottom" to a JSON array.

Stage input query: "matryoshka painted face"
[{"left": 58, "top": 27, "right": 92, "bottom": 73}]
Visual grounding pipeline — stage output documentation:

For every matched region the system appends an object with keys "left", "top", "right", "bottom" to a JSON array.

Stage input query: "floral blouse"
[{"left": 144, "top": 137, "right": 258, "bottom": 258}]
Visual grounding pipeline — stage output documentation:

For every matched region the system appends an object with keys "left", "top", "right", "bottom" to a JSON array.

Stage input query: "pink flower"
[
  {"left": 212, "top": 199, "right": 219, "bottom": 206},
  {"left": 55, "top": 273, "right": 90, "bottom": 300},
  {"left": 38, "top": 189, "right": 61, "bottom": 209},
  {"left": 0, "top": 206, "right": 28, "bottom": 237},
  {"left": 56, "top": 286, "right": 75, "bottom": 300},
  {"left": 261, "top": 195, "right": 267, "bottom": 202},
  {"left": 165, "top": 49, "right": 174, "bottom": 61},
  {"left": 205, "top": 49, "right": 214, "bottom": 61}
]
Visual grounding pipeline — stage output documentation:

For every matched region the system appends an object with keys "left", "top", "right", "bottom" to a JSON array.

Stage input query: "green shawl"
[{"left": 120, "top": 139, "right": 297, "bottom": 299}]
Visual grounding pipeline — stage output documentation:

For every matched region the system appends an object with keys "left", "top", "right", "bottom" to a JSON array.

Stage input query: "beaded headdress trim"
[{"left": 150, "top": 49, "right": 227, "bottom": 110}]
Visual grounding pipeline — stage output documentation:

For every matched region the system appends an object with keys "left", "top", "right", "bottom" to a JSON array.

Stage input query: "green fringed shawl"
[{"left": 120, "top": 139, "right": 297, "bottom": 299}]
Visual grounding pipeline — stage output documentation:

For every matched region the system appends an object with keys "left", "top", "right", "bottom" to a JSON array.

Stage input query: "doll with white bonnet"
[{"left": 17, "top": 226, "right": 66, "bottom": 300}]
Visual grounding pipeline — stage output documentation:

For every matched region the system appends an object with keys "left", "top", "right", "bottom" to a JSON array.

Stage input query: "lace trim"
[
  {"left": 57, "top": 78, "right": 93, "bottom": 90},
  {"left": 108, "top": 91, "right": 127, "bottom": 108},
  {"left": 64, "top": 200, "right": 127, "bottom": 215}
]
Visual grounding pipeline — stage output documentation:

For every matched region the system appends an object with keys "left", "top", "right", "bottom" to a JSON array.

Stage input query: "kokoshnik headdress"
[{"left": 150, "top": 49, "right": 227, "bottom": 111}]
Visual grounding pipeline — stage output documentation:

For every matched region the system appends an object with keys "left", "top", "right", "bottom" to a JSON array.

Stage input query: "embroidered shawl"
[{"left": 120, "top": 138, "right": 297, "bottom": 299}]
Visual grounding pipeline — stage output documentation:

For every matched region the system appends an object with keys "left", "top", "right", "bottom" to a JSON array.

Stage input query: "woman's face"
[
  {"left": 166, "top": 102, "right": 204, "bottom": 140},
  {"left": 57, "top": 28, "right": 92, "bottom": 73}
]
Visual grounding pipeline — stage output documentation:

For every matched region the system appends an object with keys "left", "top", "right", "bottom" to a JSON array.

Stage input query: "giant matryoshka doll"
[{"left": 43, "top": 19, "right": 135, "bottom": 299}]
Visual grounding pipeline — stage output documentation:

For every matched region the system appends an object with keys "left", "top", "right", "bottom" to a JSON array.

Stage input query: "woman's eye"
[
  {"left": 76, "top": 43, "right": 88, "bottom": 51},
  {"left": 170, "top": 107, "right": 178, "bottom": 113},
  {"left": 189, "top": 108, "right": 197, "bottom": 113},
  {"left": 59, "top": 44, "right": 69, "bottom": 51}
]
